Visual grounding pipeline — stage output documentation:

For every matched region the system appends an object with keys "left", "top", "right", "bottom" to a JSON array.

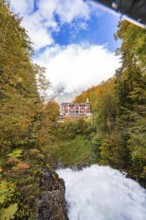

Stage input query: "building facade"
[{"left": 60, "top": 98, "right": 92, "bottom": 117}]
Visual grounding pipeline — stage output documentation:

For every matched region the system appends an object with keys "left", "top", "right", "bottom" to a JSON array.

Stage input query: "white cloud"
[
  {"left": 34, "top": 44, "right": 121, "bottom": 102},
  {"left": 10, "top": 0, "right": 35, "bottom": 14},
  {"left": 21, "top": 13, "right": 54, "bottom": 50},
  {"left": 10, "top": 0, "right": 96, "bottom": 50},
  {"left": 52, "top": 0, "right": 90, "bottom": 23},
  {"left": 9, "top": 1, "right": 120, "bottom": 102},
  {"left": 36, "top": 0, "right": 92, "bottom": 23}
]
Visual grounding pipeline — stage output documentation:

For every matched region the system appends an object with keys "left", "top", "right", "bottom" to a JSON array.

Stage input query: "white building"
[{"left": 60, "top": 98, "right": 92, "bottom": 117}]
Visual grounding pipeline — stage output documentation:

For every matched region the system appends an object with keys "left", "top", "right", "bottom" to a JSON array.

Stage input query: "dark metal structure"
[{"left": 92, "top": 0, "right": 146, "bottom": 27}]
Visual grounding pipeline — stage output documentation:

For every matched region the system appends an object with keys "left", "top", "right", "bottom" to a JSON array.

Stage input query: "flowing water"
[{"left": 57, "top": 165, "right": 146, "bottom": 220}]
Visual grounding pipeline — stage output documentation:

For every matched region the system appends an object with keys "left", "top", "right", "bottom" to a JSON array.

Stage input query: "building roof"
[{"left": 61, "top": 97, "right": 90, "bottom": 105}]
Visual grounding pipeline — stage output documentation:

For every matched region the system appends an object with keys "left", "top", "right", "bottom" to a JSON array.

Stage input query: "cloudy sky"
[{"left": 10, "top": 0, "right": 121, "bottom": 103}]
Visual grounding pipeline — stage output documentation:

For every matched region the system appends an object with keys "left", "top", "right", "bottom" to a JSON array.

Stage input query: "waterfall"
[{"left": 57, "top": 165, "right": 146, "bottom": 220}]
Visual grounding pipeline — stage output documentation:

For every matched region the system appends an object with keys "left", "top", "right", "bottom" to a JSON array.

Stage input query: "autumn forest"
[{"left": 0, "top": 0, "right": 146, "bottom": 219}]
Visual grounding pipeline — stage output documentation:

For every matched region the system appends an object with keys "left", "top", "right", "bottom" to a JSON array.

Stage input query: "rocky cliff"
[{"left": 35, "top": 169, "right": 68, "bottom": 220}]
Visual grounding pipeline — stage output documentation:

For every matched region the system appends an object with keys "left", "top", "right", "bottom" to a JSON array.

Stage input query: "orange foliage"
[
  {"left": 74, "top": 78, "right": 115, "bottom": 113},
  {"left": 12, "top": 162, "right": 30, "bottom": 172},
  {"left": 6, "top": 157, "right": 20, "bottom": 165}
]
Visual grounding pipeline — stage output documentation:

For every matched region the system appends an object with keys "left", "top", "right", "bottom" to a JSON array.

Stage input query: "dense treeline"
[
  {"left": 75, "top": 21, "right": 146, "bottom": 187},
  {"left": 0, "top": 1, "right": 59, "bottom": 219}
]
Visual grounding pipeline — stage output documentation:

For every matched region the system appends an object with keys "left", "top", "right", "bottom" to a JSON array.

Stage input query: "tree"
[
  {"left": 74, "top": 21, "right": 146, "bottom": 187},
  {"left": 115, "top": 21, "right": 146, "bottom": 113},
  {"left": 0, "top": 2, "right": 55, "bottom": 218},
  {"left": 45, "top": 100, "right": 60, "bottom": 122},
  {"left": 114, "top": 21, "right": 146, "bottom": 184}
]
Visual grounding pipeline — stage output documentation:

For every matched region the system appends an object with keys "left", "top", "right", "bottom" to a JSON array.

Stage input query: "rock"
[
  {"left": 35, "top": 169, "right": 68, "bottom": 220},
  {"left": 44, "top": 172, "right": 51, "bottom": 180}
]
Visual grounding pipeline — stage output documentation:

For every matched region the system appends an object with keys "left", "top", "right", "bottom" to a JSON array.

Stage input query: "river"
[{"left": 57, "top": 165, "right": 146, "bottom": 220}]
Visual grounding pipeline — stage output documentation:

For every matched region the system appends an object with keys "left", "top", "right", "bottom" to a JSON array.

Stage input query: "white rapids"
[{"left": 57, "top": 165, "right": 146, "bottom": 220}]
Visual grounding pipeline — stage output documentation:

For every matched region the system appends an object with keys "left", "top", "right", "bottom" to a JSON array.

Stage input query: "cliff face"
[{"left": 35, "top": 169, "right": 68, "bottom": 220}]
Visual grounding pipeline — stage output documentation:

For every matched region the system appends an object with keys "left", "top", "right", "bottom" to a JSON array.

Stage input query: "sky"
[{"left": 10, "top": 0, "right": 121, "bottom": 103}]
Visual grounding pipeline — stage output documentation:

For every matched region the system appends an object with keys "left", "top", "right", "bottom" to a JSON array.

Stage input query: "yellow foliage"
[
  {"left": 0, "top": 181, "right": 15, "bottom": 205},
  {"left": 29, "top": 149, "right": 44, "bottom": 159},
  {"left": 29, "top": 149, "right": 40, "bottom": 155},
  {"left": 0, "top": 203, "right": 18, "bottom": 220}
]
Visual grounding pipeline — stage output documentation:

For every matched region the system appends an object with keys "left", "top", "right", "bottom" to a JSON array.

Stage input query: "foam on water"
[{"left": 57, "top": 165, "right": 146, "bottom": 220}]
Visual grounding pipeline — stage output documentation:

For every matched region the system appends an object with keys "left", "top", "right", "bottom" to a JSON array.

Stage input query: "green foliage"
[
  {"left": 44, "top": 119, "right": 95, "bottom": 167},
  {"left": 47, "top": 135, "right": 92, "bottom": 167},
  {"left": 91, "top": 135, "right": 101, "bottom": 163},
  {"left": 99, "top": 139, "right": 112, "bottom": 166},
  {"left": 114, "top": 21, "right": 146, "bottom": 184},
  {"left": 75, "top": 21, "right": 146, "bottom": 187},
  {"left": 7, "top": 149, "right": 22, "bottom": 158}
]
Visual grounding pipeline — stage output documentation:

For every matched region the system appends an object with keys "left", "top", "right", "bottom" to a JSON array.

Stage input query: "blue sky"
[
  {"left": 52, "top": 11, "right": 120, "bottom": 52},
  {"left": 10, "top": 0, "right": 121, "bottom": 102}
]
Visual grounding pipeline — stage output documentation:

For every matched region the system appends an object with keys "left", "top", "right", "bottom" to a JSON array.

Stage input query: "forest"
[
  {"left": 75, "top": 21, "right": 146, "bottom": 187},
  {"left": 0, "top": 0, "right": 146, "bottom": 219}
]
